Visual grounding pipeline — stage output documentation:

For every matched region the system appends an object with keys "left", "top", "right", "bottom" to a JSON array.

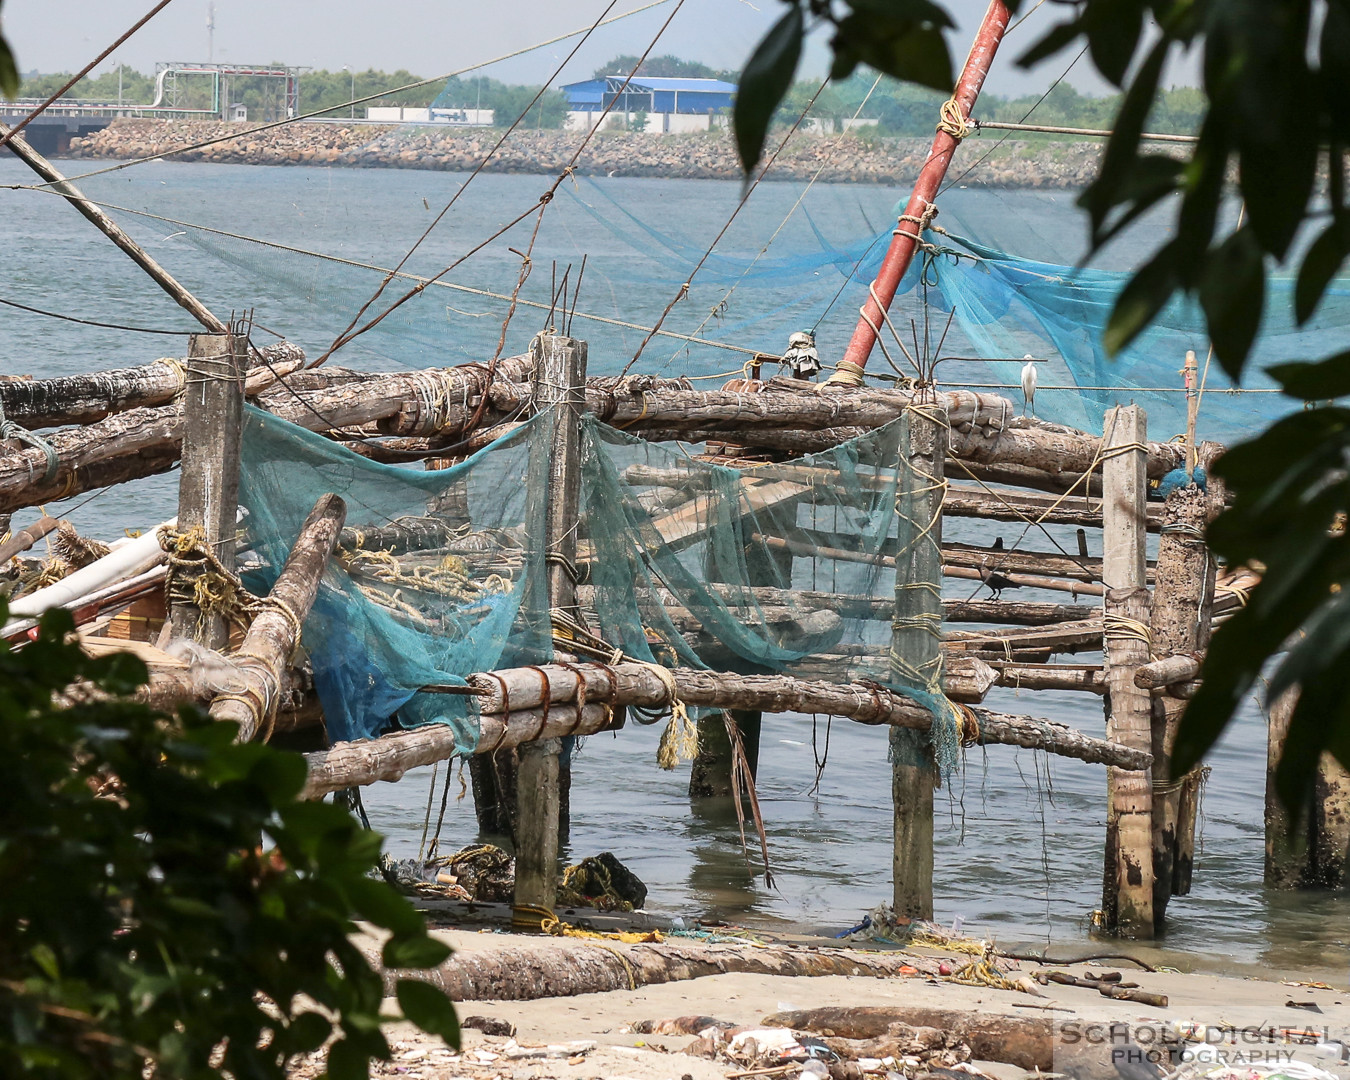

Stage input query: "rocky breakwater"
[{"left": 68, "top": 118, "right": 1116, "bottom": 188}]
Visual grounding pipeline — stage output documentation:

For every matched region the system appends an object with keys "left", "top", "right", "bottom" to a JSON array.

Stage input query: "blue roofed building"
[{"left": 559, "top": 75, "right": 736, "bottom": 133}]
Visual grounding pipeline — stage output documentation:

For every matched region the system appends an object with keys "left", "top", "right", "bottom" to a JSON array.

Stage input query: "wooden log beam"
[
  {"left": 1100, "top": 404, "right": 1154, "bottom": 938},
  {"left": 989, "top": 662, "right": 1106, "bottom": 694},
  {"left": 587, "top": 385, "right": 1186, "bottom": 488},
  {"left": 0, "top": 514, "right": 59, "bottom": 563},
  {"left": 943, "top": 617, "right": 1103, "bottom": 656},
  {"left": 944, "top": 484, "right": 1166, "bottom": 531},
  {"left": 209, "top": 493, "right": 346, "bottom": 742},
  {"left": 1134, "top": 654, "right": 1202, "bottom": 689},
  {"left": 300, "top": 662, "right": 1148, "bottom": 798},
  {"left": 0, "top": 342, "right": 303, "bottom": 430}
]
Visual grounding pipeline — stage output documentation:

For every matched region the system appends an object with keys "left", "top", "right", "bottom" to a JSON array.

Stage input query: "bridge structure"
[{"left": 0, "top": 62, "right": 308, "bottom": 156}]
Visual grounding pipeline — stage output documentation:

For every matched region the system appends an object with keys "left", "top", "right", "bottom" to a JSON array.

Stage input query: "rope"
[
  {"left": 1104, "top": 612, "right": 1155, "bottom": 658},
  {"left": 0, "top": 400, "right": 60, "bottom": 484},
  {"left": 936, "top": 98, "right": 975, "bottom": 140},
  {"left": 0, "top": 295, "right": 193, "bottom": 335}
]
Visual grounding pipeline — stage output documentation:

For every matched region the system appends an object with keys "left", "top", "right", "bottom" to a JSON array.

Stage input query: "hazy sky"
[{"left": 5, "top": 0, "right": 1184, "bottom": 99}]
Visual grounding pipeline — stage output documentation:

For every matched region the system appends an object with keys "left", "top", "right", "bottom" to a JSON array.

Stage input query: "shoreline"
[{"left": 64, "top": 118, "right": 1115, "bottom": 189}]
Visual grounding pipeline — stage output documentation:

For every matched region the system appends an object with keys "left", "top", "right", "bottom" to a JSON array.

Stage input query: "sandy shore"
[
  {"left": 65, "top": 119, "right": 1115, "bottom": 188},
  {"left": 288, "top": 922, "right": 1350, "bottom": 1079}
]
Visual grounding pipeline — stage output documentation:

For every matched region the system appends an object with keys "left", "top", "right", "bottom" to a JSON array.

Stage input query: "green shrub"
[{"left": 0, "top": 606, "right": 458, "bottom": 1079}]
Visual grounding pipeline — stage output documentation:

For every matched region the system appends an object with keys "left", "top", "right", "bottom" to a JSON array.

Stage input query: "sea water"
[{"left": 3, "top": 155, "right": 1345, "bottom": 973}]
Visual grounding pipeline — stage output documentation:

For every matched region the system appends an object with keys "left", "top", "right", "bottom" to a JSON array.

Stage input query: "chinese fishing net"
[
  {"left": 236, "top": 404, "right": 552, "bottom": 748},
  {"left": 236, "top": 397, "right": 958, "bottom": 775}
]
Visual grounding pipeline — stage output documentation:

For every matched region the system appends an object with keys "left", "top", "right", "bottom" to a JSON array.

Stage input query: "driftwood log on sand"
[
  {"left": 208, "top": 493, "right": 346, "bottom": 742},
  {"left": 378, "top": 939, "right": 941, "bottom": 1003}
]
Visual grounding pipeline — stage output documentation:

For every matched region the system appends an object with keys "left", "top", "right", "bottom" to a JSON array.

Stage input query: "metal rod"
[{"left": 0, "top": 122, "right": 226, "bottom": 333}]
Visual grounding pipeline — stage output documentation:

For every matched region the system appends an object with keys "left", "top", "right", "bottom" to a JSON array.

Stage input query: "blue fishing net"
[
  {"left": 237, "top": 401, "right": 957, "bottom": 775},
  {"left": 237, "top": 405, "right": 551, "bottom": 748}
]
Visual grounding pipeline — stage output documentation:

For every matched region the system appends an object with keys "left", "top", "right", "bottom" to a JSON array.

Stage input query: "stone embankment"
[{"left": 67, "top": 118, "right": 1116, "bottom": 188}]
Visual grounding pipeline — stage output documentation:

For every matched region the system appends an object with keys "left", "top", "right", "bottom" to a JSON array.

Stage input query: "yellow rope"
[{"left": 936, "top": 98, "right": 975, "bottom": 140}]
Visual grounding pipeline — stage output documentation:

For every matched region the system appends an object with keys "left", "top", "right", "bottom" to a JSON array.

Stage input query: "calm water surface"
[{"left": 3, "top": 156, "right": 1345, "bottom": 975}]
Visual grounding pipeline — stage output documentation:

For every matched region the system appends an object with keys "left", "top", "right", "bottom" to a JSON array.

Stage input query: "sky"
[{"left": 4, "top": 0, "right": 1190, "bottom": 99}]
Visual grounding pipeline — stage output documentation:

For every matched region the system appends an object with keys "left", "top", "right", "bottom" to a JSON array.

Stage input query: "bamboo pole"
[
  {"left": 1099, "top": 405, "right": 1154, "bottom": 937},
  {"left": 209, "top": 493, "right": 346, "bottom": 742},
  {"left": 0, "top": 122, "right": 226, "bottom": 333},
  {"left": 0, "top": 515, "right": 59, "bottom": 564}
]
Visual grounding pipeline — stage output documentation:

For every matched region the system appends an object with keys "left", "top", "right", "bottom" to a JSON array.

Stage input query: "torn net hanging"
[
  {"left": 578, "top": 411, "right": 961, "bottom": 776},
  {"left": 237, "top": 405, "right": 552, "bottom": 747}
]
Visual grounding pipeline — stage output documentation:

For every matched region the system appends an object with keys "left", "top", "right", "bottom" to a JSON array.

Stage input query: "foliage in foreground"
[
  {"left": 0, "top": 606, "right": 458, "bottom": 1078},
  {"left": 735, "top": 0, "right": 1350, "bottom": 816}
]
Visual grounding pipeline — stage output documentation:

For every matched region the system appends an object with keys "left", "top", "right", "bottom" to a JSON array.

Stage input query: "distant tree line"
[{"left": 17, "top": 57, "right": 1204, "bottom": 136}]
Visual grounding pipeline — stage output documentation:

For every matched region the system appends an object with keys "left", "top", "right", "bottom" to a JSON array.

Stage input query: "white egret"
[{"left": 1021, "top": 355, "right": 1038, "bottom": 416}]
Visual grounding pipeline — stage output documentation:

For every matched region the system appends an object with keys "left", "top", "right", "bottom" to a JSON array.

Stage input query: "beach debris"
[
  {"left": 630, "top": 1015, "right": 739, "bottom": 1036},
  {"left": 557, "top": 850, "right": 648, "bottom": 911},
  {"left": 381, "top": 843, "right": 515, "bottom": 903},
  {"left": 839, "top": 905, "right": 988, "bottom": 954},
  {"left": 461, "top": 1015, "right": 516, "bottom": 1037}
]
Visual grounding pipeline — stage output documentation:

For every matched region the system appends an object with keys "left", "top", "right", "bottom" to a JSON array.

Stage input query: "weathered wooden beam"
[
  {"left": 891, "top": 410, "right": 945, "bottom": 919},
  {"left": 514, "top": 335, "right": 586, "bottom": 911},
  {"left": 943, "top": 483, "right": 1166, "bottom": 531},
  {"left": 1134, "top": 654, "right": 1202, "bottom": 689},
  {"left": 169, "top": 332, "right": 246, "bottom": 649},
  {"left": 299, "top": 661, "right": 1150, "bottom": 798},
  {"left": 988, "top": 662, "right": 1106, "bottom": 694},
  {"left": 0, "top": 342, "right": 305, "bottom": 430},
  {"left": 209, "top": 493, "right": 346, "bottom": 742},
  {"left": 1100, "top": 404, "right": 1154, "bottom": 938},
  {"left": 0, "top": 514, "right": 59, "bottom": 563}
]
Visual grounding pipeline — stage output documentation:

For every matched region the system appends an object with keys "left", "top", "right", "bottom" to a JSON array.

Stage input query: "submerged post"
[
  {"left": 1100, "top": 404, "right": 1154, "bottom": 936},
  {"left": 513, "top": 333, "right": 587, "bottom": 914},
  {"left": 169, "top": 330, "right": 247, "bottom": 649},
  {"left": 890, "top": 407, "right": 947, "bottom": 919},
  {"left": 1147, "top": 484, "right": 1215, "bottom": 928}
]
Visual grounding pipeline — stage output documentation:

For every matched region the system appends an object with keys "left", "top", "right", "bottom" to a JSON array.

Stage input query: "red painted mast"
[{"left": 830, "top": 0, "right": 1011, "bottom": 381}]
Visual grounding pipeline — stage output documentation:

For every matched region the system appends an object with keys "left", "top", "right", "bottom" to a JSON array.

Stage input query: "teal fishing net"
[
  {"left": 237, "top": 405, "right": 552, "bottom": 748},
  {"left": 577, "top": 410, "right": 960, "bottom": 775},
  {"left": 236, "top": 399, "right": 957, "bottom": 774}
]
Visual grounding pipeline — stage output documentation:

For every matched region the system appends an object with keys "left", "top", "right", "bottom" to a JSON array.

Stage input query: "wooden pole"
[
  {"left": 0, "top": 122, "right": 226, "bottom": 334},
  {"left": 1265, "top": 688, "right": 1306, "bottom": 887},
  {"left": 834, "top": 0, "right": 1012, "bottom": 377},
  {"left": 209, "top": 493, "right": 346, "bottom": 742},
  {"left": 168, "top": 331, "right": 247, "bottom": 649},
  {"left": 1099, "top": 404, "right": 1154, "bottom": 937},
  {"left": 1183, "top": 350, "right": 1198, "bottom": 474},
  {"left": 513, "top": 334, "right": 586, "bottom": 914},
  {"left": 1309, "top": 754, "right": 1350, "bottom": 887},
  {"left": 890, "top": 408, "right": 947, "bottom": 919},
  {"left": 1147, "top": 484, "right": 1214, "bottom": 928}
]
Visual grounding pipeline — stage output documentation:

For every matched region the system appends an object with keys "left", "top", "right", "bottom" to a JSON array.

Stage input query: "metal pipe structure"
[{"left": 834, "top": 0, "right": 1011, "bottom": 378}]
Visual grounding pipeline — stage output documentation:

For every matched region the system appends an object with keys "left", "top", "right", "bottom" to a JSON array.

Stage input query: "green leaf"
[
  {"left": 830, "top": 15, "right": 952, "bottom": 93},
  {"left": 1017, "top": 20, "right": 1082, "bottom": 70},
  {"left": 1295, "top": 217, "right": 1350, "bottom": 324},
  {"left": 344, "top": 875, "right": 424, "bottom": 936},
  {"left": 285, "top": 1011, "right": 333, "bottom": 1054},
  {"left": 325, "top": 1037, "right": 371, "bottom": 1080},
  {"left": 381, "top": 933, "right": 451, "bottom": 970},
  {"left": 0, "top": 27, "right": 17, "bottom": 100},
  {"left": 396, "top": 979, "right": 461, "bottom": 1047},
  {"left": 246, "top": 747, "right": 309, "bottom": 802},
  {"left": 1084, "top": 0, "right": 1144, "bottom": 87},
  {"left": 1269, "top": 351, "right": 1350, "bottom": 400},
  {"left": 1103, "top": 244, "right": 1179, "bottom": 355},
  {"left": 1198, "top": 227, "right": 1265, "bottom": 379},
  {"left": 733, "top": 4, "right": 804, "bottom": 176}
]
